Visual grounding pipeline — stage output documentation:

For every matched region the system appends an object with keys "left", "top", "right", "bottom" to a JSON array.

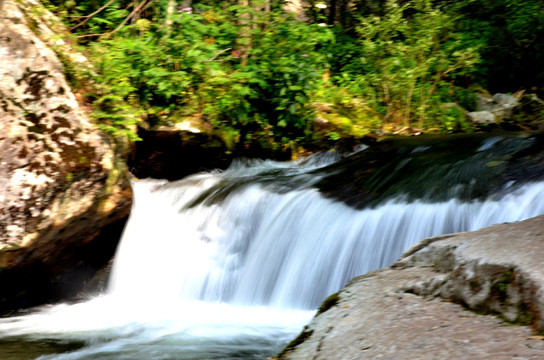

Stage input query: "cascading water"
[
  {"left": 110, "top": 166, "right": 544, "bottom": 310},
  {"left": 1, "top": 134, "right": 544, "bottom": 360}
]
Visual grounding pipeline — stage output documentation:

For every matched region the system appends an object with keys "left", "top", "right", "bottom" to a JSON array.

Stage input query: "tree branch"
[
  {"left": 77, "top": 0, "right": 153, "bottom": 38},
  {"left": 70, "top": 0, "right": 116, "bottom": 31},
  {"left": 205, "top": 48, "right": 232, "bottom": 62}
]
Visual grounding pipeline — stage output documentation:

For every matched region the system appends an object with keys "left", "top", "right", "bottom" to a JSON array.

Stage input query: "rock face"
[
  {"left": 467, "top": 93, "right": 518, "bottom": 126},
  {"left": 279, "top": 215, "right": 544, "bottom": 360},
  {"left": 130, "top": 126, "right": 232, "bottom": 180},
  {"left": 466, "top": 110, "right": 496, "bottom": 125},
  {"left": 514, "top": 94, "right": 544, "bottom": 130},
  {"left": 0, "top": 0, "right": 131, "bottom": 311},
  {"left": 467, "top": 92, "right": 544, "bottom": 130},
  {"left": 130, "top": 125, "right": 293, "bottom": 181}
]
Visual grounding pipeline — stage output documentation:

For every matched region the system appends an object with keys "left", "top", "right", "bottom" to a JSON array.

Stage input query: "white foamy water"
[
  {"left": 0, "top": 296, "right": 312, "bottom": 360},
  {"left": 1, "top": 153, "right": 544, "bottom": 359}
]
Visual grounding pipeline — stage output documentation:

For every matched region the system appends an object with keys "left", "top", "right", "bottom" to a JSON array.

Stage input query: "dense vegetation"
[{"left": 43, "top": 0, "right": 544, "bottom": 150}]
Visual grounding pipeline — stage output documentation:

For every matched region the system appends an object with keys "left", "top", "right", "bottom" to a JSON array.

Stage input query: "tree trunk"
[
  {"left": 237, "top": 0, "right": 252, "bottom": 67},
  {"left": 165, "top": 0, "right": 176, "bottom": 30},
  {"left": 328, "top": 0, "right": 336, "bottom": 25},
  {"left": 339, "top": 0, "right": 347, "bottom": 27}
]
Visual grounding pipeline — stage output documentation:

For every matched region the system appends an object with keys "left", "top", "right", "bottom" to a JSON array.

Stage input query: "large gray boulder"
[
  {"left": 466, "top": 110, "right": 496, "bottom": 125},
  {"left": 278, "top": 215, "right": 544, "bottom": 359},
  {"left": 477, "top": 93, "right": 519, "bottom": 120},
  {"left": 468, "top": 93, "right": 519, "bottom": 127},
  {"left": 0, "top": 0, "right": 131, "bottom": 310}
]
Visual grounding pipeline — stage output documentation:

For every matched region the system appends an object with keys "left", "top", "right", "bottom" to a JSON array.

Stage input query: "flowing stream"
[{"left": 1, "top": 135, "right": 544, "bottom": 359}]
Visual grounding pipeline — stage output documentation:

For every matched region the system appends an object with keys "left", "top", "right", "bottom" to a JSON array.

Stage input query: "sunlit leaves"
[
  {"left": 81, "top": 1, "right": 333, "bottom": 145},
  {"left": 341, "top": 0, "right": 480, "bottom": 130}
]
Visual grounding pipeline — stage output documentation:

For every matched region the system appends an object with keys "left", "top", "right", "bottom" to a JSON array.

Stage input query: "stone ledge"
[{"left": 279, "top": 215, "right": 544, "bottom": 360}]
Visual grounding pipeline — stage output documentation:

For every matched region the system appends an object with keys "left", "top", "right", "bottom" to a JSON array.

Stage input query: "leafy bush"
[
  {"left": 46, "top": 0, "right": 544, "bottom": 146},
  {"left": 79, "top": 1, "right": 333, "bottom": 147},
  {"left": 334, "top": 0, "right": 480, "bottom": 131},
  {"left": 451, "top": 0, "right": 544, "bottom": 94}
]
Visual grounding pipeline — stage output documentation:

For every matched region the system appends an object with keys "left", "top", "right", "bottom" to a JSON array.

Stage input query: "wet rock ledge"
[{"left": 278, "top": 214, "right": 544, "bottom": 360}]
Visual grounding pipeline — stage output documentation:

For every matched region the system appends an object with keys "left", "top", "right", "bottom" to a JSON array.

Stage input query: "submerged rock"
[
  {"left": 278, "top": 215, "right": 544, "bottom": 359},
  {"left": 0, "top": 0, "right": 131, "bottom": 312},
  {"left": 314, "top": 132, "right": 544, "bottom": 209}
]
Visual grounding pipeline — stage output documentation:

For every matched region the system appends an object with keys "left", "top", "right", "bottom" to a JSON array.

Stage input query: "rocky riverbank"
[{"left": 278, "top": 214, "right": 544, "bottom": 360}]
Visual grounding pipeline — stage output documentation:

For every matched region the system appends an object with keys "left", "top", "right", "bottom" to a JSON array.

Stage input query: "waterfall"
[
  {"left": 1, "top": 140, "right": 544, "bottom": 360},
  {"left": 109, "top": 162, "right": 544, "bottom": 310}
]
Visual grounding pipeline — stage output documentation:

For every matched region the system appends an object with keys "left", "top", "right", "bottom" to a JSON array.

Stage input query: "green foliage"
[
  {"left": 313, "top": 86, "right": 383, "bottom": 140},
  {"left": 46, "top": 0, "right": 544, "bottom": 147},
  {"left": 69, "top": 1, "right": 333, "bottom": 146},
  {"left": 335, "top": 0, "right": 480, "bottom": 131},
  {"left": 243, "top": 10, "right": 333, "bottom": 139},
  {"left": 451, "top": 0, "right": 544, "bottom": 93},
  {"left": 44, "top": 0, "right": 544, "bottom": 148}
]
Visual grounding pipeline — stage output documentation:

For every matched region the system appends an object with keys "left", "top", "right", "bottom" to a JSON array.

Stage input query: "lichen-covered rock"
[
  {"left": 476, "top": 93, "right": 519, "bottom": 122},
  {"left": 279, "top": 215, "right": 544, "bottom": 360},
  {"left": 465, "top": 92, "right": 544, "bottom": 130},
  {"left": 0, "top": 0, "right": 131, "bottom": 311},
  {"left": 467, "top": 110, "right": 496, "bottom": 125},
  {"left": 513, "top": 93, "right": 544, "bottom": 130},
  {"left": 395, "top": 215, "right": 544, "bottom": 329}
]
